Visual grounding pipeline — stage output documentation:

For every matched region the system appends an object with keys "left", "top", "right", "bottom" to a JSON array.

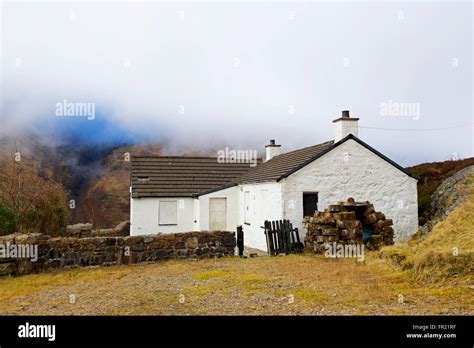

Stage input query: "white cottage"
[{"left": 130, "top": 111, "right": 419, "bottom": 250}]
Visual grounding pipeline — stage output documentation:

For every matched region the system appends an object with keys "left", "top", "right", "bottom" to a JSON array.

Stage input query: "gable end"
[{"left": 277, "top": 134, "right": 419, "bottom": 181}]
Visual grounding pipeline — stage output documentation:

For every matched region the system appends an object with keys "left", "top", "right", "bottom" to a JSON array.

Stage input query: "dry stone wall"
[
  {"left": 304, "top": 198, "right": 394, "bottom": 252},
  {"left": 65, "top": 221, "right": 130, "bottom": 238},
  {"left": 0, "top": 231, "right": 236, "bottom": 277}
]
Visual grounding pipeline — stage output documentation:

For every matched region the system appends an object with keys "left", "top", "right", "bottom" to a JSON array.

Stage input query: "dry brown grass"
[
  {"left": 0, "top": 253, "right": 471, "bottom": 315},
  {"left": 1, "top": 175, "right": 472, "bottom": 315},
  {"left": 378, "top": 175, "right": 474, "bottom": 285}
]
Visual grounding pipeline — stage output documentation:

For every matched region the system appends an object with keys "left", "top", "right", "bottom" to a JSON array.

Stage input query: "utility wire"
[{"left": 358, "top": 123, "right": 473, "bottom": 131}]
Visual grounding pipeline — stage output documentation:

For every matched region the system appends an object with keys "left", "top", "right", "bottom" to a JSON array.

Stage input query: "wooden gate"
[{"left": 263, "top": 220, "right": 304, "bottom": 256}]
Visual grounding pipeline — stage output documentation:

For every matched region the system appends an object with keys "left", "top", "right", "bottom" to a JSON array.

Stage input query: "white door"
[{"left": 209, "top": 198, "right": 227, "bottom": 231}]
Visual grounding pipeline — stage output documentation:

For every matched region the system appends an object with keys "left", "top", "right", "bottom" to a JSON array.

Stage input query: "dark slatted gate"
[
  {"left": 263, "top": 220, "right": 304, "bottom": 256},
  {"left": 236, "top": 225, "right": 244, "bottom": 257}
]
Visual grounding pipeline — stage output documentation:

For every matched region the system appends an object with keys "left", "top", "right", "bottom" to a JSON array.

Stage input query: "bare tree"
[{"left": 0, "top": 158, "right": 69, "bottom": 235}]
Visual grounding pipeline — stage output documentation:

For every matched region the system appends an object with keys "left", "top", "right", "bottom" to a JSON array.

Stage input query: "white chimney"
[
  {"left": 265, "top": 139, "right": 281, "bottom": 161},
  {"left": 333, "top": 110, "right": 359, "bottom": 142}
]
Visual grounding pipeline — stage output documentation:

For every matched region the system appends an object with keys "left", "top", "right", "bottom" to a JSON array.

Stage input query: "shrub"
[
  {"left": 0, "top": 202, "right": 16, "bottom": 236},
  {"left": 0, "top": 160, "right": 69, "bottom": 236}
]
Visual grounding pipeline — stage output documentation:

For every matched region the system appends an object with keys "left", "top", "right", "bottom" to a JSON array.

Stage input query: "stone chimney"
[
  {"left": 265, "top": 139, "right": 281, "bottom": 161},
  {"left": 333, "top": 110, "right": 359, "bottom": 142}
]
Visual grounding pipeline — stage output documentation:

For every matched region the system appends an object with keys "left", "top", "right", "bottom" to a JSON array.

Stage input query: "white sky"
[{"left": 1, "top": 1, "right": 472, "bottom": 165}]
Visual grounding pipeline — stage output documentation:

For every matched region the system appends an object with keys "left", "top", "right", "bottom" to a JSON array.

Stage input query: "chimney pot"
[
  {"left": 269, "top": 139, "right": 275, "bottom": 145},
  {"left": 342, "top": 110, "right": 350, "bottom": 118}
]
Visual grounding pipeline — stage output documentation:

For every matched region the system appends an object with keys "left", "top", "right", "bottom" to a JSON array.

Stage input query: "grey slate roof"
[
  {"left": 131, "top": 135, "right": 418, "bottom": 199},
  {"left": 131, "top": 156, "right": 258, "bottom": 198},
  {"left": 237, "top": 140, "right": 335, "bottom": 183}
]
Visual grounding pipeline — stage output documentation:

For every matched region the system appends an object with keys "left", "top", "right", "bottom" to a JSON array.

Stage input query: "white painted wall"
[
  {"left": 238, "top": 182, "right": 283, "bottom": 251},
  {"left": 130, "top": 197, "right": 197, "bottom": 236},
  {"left": 199, "top": 186, "right": 239, "bottom": 231},
  {"left": 281, "top": 139, "right": 418, "bottom": 242}
]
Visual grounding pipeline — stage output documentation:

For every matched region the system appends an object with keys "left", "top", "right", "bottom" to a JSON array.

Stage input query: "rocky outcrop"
[
  {"left": 420, "top": 165, "right": 474, "bottom": 235},
  {"left": 304, "top": 198, "right": 394, "bottom": 252},
  {"left": 0, "top": 230, "right": 236, "bottom": 277}
]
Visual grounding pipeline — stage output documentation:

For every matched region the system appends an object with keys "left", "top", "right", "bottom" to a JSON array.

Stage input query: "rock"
[
  {"left": 328, "top": 205, "right": 344, "bottom": 212},
  {"left": 364, "top": 213, "right": 378, "bottom": 224},
  {"left": 114, "top": 221, "right": 131, "bottom": 235},
  {"left": 421, "top": 165, "right": 474, "bottom": 235},
  {"left": 343, "top": 220, "right": 362, "bottom": 229},
  {"left": 66, "top": 223, "right": 93, "bottom": 238},
  {"left": 322, "top": 228, "right": 338, "bottom": 236},
  {"left": 0, "top": 262, "right": 16, "bottom": 276},
  {"left": 185, "top": 237, "right": 199, "bottom": 249},
  {"left": 333, "top": 212, "right": 356, "bottom": 221},
  {"left": 375, "top": 212, "right": 386, "bottom": 220},
  {"left": 17, "top": 260, "right": 34, "bottom": 275},
  {"left": 124, "top": 236, "right": 144, "bottom": 245},
  {"left": 142, "top": 235, "right": 155, "bottom": 243}
]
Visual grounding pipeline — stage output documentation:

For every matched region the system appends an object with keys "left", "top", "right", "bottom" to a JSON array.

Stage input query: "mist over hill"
[{"left": 0, "top": 115, "right": 219, "bottom": 228}]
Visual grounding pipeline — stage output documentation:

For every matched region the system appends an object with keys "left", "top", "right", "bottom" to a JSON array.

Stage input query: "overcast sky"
[{"left": 1, "top": 1, "right": 472, "bottom": 165}]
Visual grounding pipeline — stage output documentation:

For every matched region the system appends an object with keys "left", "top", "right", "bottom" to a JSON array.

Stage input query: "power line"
[{"left": 359, "top": 123, "right": 473, "bottom": 131}]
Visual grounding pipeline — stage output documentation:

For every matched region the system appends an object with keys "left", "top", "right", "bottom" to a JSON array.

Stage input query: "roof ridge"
[
  {"left": 132, "top": 155, "right": 219, "bottom": 159},
  {"left": 133, "top": 155, "right": 264, "bottom": 160}
]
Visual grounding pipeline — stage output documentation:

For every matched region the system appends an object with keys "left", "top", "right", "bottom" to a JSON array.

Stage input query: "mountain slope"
[
  {"left": 408, "top": 157, "right": 474, "bottom": 224},
  {"left": 72, "top": 144, "right": 163, "bottom": 228}
]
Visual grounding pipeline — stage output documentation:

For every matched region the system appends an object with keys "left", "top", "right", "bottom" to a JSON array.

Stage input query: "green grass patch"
[{"left": 192, "top": 270, "right": 229, "bottom": 280}]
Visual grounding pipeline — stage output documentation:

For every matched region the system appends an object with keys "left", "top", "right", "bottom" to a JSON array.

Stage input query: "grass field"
[
  {"left": 0, "top": 253, "right": 472, "bottom": 315},
  {"left": 1, "top": 178, "right": 472, "bottom": 316}
]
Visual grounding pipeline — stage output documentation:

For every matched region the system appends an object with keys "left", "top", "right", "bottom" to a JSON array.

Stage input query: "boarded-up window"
[
  {"left": 159, "top": 201, "right": 177, "bottom": 225},
  {"left": 209, "top": 198, "right": 227, "bottom": 231}
]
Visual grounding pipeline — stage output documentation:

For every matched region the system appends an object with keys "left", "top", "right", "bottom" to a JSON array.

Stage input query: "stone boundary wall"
[
  {"left": 65, "top": 221, "right": 130, "bottom": 238},
  {"left": 0, "top": 231, "right": 236, "bottom": 277}
]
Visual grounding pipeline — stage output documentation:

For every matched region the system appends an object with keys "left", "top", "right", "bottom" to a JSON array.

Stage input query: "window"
[
  {"left": 159, "top": 200, "right": 177, "bottom": 225},
  {"left": 303, "top": 193, "right": 318, "bottom": 217}
]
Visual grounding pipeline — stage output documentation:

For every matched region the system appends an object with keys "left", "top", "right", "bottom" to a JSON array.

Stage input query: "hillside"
[
  {"left": 0, "top": 136, "right": 163, "bottom": 228},
  {"left": 72, "top": 144, "right": 164, "bottom": 228},
  {"left": 407, "top": 157, "right": 474, "bottom": 224}
]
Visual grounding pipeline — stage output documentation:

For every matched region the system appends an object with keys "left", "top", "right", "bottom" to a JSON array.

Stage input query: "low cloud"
[{"left": 1, "top": 1, "right": 472, "bottom": 165}]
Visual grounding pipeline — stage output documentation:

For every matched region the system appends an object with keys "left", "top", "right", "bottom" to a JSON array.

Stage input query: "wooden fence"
[{"left": 263, "top": 220, "right": 304, "bottom": 256}]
